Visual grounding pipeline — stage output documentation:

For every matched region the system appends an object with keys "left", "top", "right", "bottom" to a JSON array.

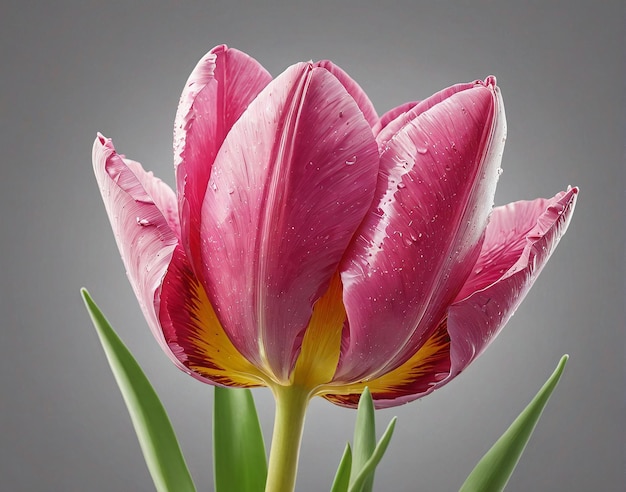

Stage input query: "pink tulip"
[{"left": 93, "top": 45, "right": 577, "bottom": 409}]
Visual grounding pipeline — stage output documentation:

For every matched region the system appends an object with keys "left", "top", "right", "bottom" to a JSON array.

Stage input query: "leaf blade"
[
  {"left": 81, "top": 288, "right": 196, "bottom": 492},
  {"left": 330, "top": 443, "right": 353, "bottom": 492},
  {"left": 350, "top": 387, "right": 376, "bottom": 492},
  {"left": 348, "top": 417, "right": 397, "bottom": 492},
  {"left": 213, "top": 386, "right": 267, "bottom": 492},
  {"left": 459, "top": 355, "right": 569, "bottom": 492}
]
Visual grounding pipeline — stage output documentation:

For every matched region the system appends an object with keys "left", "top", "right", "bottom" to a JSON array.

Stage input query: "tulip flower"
[{"left": 93, "top": 44, "right": 577, "bottom": 491}]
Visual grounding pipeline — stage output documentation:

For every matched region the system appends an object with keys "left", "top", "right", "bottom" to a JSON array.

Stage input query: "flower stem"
[{"left": 265, "top": 384, "right": 311, "bottom": 492}]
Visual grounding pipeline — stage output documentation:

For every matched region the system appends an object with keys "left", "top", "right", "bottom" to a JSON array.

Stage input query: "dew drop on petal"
[
  {"left": 136, "top": 217, "right": 150, "bottom": 226},
  {"left": 345, "top": 155, "right": 357, "bottom": 165}
]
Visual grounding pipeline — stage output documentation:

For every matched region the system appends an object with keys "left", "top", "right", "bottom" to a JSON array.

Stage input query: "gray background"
[{"left": 1, "top": 1, "right": 623, "bottom": 491}]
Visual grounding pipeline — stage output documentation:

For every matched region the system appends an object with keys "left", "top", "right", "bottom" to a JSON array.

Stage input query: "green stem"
[{"left": 265, "top": 385, "right": 311, "bottom": 492}]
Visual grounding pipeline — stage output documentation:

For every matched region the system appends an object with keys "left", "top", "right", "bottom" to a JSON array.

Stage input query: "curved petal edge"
[
  {"left": 92, "top": 134, "right": 179, "bottom": 361},
  {"left": 443, "top": 187, "right": 579, "bottom": 381}
]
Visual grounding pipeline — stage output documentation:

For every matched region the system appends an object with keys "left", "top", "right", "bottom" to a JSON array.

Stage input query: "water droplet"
[
  {"left": 416, "top": 146, "right": 428, "bottom": 155},
  {"left": 497, "top": 168, "right": 503, "bottom": 176},
  {"left": 339, "top": 111, "right": 344, "bottom": 118},
  {"left": 345, "top": 155, "right": 357, "bottom": 165},
  {"left": 136, "top": 217, "right": 150, "bottom": 226},
  {"left": 397, "top": 182, "right": 406, "bottom": 189}
]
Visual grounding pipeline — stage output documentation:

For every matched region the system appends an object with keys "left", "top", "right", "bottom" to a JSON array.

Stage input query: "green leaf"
[
  {"left": 348, "top": 417, "right": 397, "bottom": 492},
  {"left": 459, "top": 355, "right": 569, "bottom": 492},
  {"left": 81, "top": 289, "right": 196, "bottom": 492},
  {"left": 330, "top": 443, "right": 352, "bottom": 492},
  {"left": 350, "top": 387, "right": 376, "bottom": 492},
  {"left": 213, "top": 386, "right": 267, "bottom": 492}
]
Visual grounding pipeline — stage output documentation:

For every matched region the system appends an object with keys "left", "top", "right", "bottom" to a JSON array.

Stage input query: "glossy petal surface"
[
  {"left": 200, "top": 63, "right": 379, "bottom": 382},
  {"left": 314, "top": 60, "right": 379, "bottom": 129},
  {"left": 375, "top": 81, "right": 481, "bottom": 147},
  {"left": 174, "top": 45, "right": 271, "bottom": 277},
  {"left": 338, "top": 78, "right": 506, "bottom": 382}
]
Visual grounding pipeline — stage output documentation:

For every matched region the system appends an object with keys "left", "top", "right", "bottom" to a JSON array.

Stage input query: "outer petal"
[
  {"left": 200, "top": 63, "right": 379, "bottom": 382},
  {"left": 442, "top": 187, "right": 578, "bottom": 381},
  {"left": 124, "top": 159, "right": 181, "bottom": 239},
  {"left": 338, "top": 77, "right": 506, "bottom": 382},
  {"left": 322, "top": 316, "right": 451, "bottom": 409},
  {"left": 158, "top": 246, "right": 267, "bottom": 387},
  {"left": 92, "top": 135, "right": 180, "bottom": 362},
  {"left": 174, "top": 45, "right": 272, "bottom": 277},
  {"left": 326, "top": 188, "right": 578, "bottom": 408},
  {"left": 314, "top": 60, "right": 379, "bottom": 129},
  {"left": 376, "top": 80, "right": 484, "bottom": 147}
]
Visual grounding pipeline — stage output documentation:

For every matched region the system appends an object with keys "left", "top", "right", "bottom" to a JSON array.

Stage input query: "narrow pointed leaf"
[
  {"left": 213, "top": 386, "right": 267, "bottom": 492},
  {"left": 348, "top": 417, "right": 397, "bottom": 492},
  {"left": 350, "top": 387, "right": 376, "bottom": 492},
  {"left": 330, "top": 443, "right": 353, "bottom": 492},
  {"left": 459, "top": 355, "right": 569, "bottom": 492},
  {"left": 81, "top": 289, "right": 196, "bottom": 492}
]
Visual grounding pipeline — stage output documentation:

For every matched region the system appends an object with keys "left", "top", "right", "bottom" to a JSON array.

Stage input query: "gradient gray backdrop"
[{"left": 2, "top": 1, "right": 623, "bottom": 491}]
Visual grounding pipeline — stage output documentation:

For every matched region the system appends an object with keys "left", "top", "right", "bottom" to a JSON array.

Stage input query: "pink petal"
[
  {"left": 174, "top": 45, "right": 272, "bottom": 278},
  {"left": 124, "top": 159, "right": 181, "bottom": 239},
  {"left": 442, "top": 187, "right": 578, "bottom": 380},
  {"left": 158, "top": 245, "right": 267, "bottom": 387},
  {"left": 323, "top": 317, "right": 451, "bottom": 409},
  {"left": 375, "top": 80, "right": 484, "bottom": 147},
  {"left": 92, "top": 135, "right": 180, "bottom": 361},
  {"left": 314, "top": 60, "right": 379, "bottom": 129},
  {"left": 371, "top": 101, "right": 419, "bottom": 136},
  {"left": 337, "top": 77, "right": 506, "bottom": 382},
  {"left": 200, "top": 62, "right": 379, "bottom": 382}
]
